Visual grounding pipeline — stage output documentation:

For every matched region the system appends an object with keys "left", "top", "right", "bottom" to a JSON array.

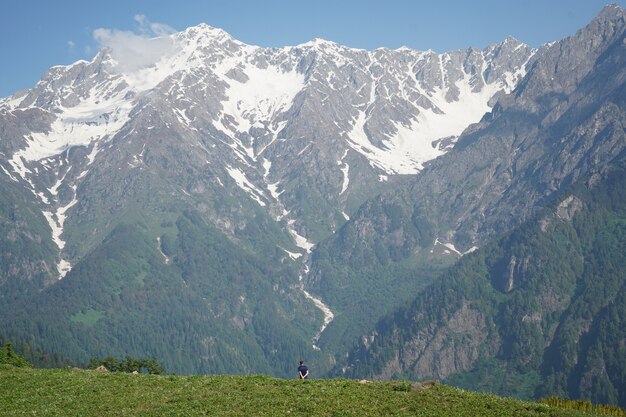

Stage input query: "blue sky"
[{"left": 1, "top": 0, "right": 623, "bottom": 97}]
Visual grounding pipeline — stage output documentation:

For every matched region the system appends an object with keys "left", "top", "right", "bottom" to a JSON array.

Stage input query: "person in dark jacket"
[{"left": 298, "top": 360, "right": 309, "bottom": 379}]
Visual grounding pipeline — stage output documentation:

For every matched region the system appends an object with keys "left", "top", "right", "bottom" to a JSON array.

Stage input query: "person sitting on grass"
[{"left": 298, "top": 360, "right": 309, "bottom": 379}]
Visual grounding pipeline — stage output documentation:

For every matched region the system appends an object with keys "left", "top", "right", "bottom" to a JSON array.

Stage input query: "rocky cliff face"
[
  {"left": 341, "top": 162, "right": 626, "bottom": 406},
  {"left": 377, "top": 301, "right": 494, "bottom": 380}
]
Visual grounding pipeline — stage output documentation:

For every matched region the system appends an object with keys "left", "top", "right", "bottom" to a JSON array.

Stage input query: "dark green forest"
[
  {"left": 341, "top": 164, "right": 626, "bottom": 407},
  {"left": 1, "top": 162, "right": 625, "bottom": 405},
  {"left": 311, "top": 191, "right": 454, "bottom": 354},
  {"left": 0, "top": 211, "right": 320, "bottom": 376}
]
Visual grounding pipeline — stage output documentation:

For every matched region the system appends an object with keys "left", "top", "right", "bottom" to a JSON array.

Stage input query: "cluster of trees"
[
  {"left": 88, "top": 355, "right": 164, "bottom": 374},
  {"left": 1, "top": 335, "right": 164, "bottom": 375},
  {"left": 0, "top": 342, "right": 31, "bottom": 368},
  {"left": 0, "top": 335, "right": 71, "bottom": 368}
]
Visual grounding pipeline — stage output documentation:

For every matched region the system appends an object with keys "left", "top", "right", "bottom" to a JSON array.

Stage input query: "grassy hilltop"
[{"left": 0, "top": 365, "right": 621, "bottom": 417}]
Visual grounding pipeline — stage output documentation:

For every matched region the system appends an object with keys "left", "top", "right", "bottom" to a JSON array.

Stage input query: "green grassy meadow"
[{"left": 0, "top": 365, "right": 615, "bottom": 417}]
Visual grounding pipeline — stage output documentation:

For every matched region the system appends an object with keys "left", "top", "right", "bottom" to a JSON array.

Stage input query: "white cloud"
[
  {"left": 133, "top": 14, "right": 175, "bottom": 37},
  {"left": 93, "top": 15, "right": 176, "bottom": 73}
]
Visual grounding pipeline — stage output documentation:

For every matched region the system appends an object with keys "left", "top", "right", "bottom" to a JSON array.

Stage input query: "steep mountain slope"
[
  {"left": 0, "top": 25, "right": 537, "bottom": 267},
  {"left": 0, "top": 174, "right": 58, "bottom": 295},
  {"left": 339, "top": 162, "right": 626, "bottom": 407},
  {"left": 309, "top": 4, "right": 626, "bottom": 357},
  {"left": 0, "top": 18, "right": 536, "bottom": 374}
]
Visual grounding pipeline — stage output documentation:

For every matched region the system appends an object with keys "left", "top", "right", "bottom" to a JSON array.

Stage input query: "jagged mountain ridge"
[
  {"left": 308, "top": 2, "right": 626, "bottom": 297},
  {"left": 0, "top": 25, "right": 536, "bottom": 278},
  {"left": 311, "top": 4, "right": 626, "bottom": 260}
]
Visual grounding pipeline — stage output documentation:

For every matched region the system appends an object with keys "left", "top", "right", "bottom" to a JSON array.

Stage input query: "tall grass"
[{"left": 541, "top": 396, "right": 626, "bottom": 417}]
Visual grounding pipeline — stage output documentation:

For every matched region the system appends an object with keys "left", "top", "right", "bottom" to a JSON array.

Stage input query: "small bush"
[
  {"left": 88, "top": 355, "right": 164, "bottom": 374},
  {"left": 391, "top": 381, "right": 412, "bottom": 392}
]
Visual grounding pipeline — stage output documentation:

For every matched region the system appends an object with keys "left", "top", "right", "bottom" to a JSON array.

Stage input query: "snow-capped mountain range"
[
  {"left": 0, "top": 23, "right": 538, "bottom": 280},
  {"left": 3, "top": 4, "right": 625, "bottom": 383}
]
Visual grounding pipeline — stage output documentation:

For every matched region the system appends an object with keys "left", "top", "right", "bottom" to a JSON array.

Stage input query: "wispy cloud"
[
  {"left": 93, "top": 15, "right": 177, "bottom": 72},
  {"left": 133, "top": 14, "right": 175, "bottom": 37}
]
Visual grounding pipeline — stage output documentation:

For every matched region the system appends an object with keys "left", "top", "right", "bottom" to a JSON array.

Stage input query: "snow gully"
[{"left": 299, "top": 264, "right": 334, "bottom": 351}]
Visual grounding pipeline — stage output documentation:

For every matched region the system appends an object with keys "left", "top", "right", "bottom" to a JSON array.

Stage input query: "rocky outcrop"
[
  {"left": 503, "top": 255, "right": 531, "bottom": 293},
  {"left": 556, "top": 195, "right": 583, "bottom": 221},
  {"left": 378, "top": 301, "right": 493, "bottom": 380}
]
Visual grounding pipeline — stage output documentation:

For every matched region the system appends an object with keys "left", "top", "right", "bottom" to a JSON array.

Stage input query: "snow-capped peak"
[
  {"left": 178, "top": 22, "right": 239, "bottom": 46},
  {"left": 502, "top": 35, "right": 522, "bottom": 45},
  {"left": 298, "top": 38, "right": 339, "bottom": 48}
]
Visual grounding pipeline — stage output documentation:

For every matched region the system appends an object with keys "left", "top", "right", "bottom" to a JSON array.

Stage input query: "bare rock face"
[
  {"left": 503, "top": 255, "right": 531, "bottom": 293},
  {"left": 556, "top": 195, "right": 583, "bottom": 221},
  {"left": 376, "top": 302, "right": 492, "bottom": 380},
  {"left": 410, "top": 302, "right": 489, "bottom": 379}
]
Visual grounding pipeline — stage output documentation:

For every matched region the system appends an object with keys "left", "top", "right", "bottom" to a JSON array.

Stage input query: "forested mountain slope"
[{"left": 339, "top": 162, "right": 626, "bottom": 407}]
